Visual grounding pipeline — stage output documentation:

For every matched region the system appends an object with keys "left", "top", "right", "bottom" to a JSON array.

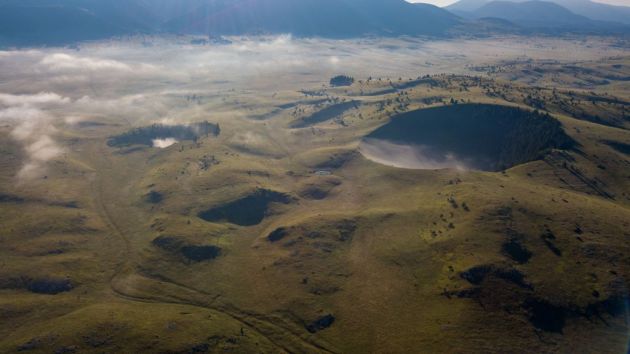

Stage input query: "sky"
[
  {"left": 591, "top": 0, "right": 630, "bottom": 4},
  {"left": 408, "top": 0, "right": 457, "bottom": 6},
  {"left": 407, "top": 0, "right": 630, "bottom": 7}
]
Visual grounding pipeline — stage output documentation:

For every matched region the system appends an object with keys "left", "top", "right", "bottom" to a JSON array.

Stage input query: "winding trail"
[{"left": 89, "top": 142, "right": 337, "bottom": 354}]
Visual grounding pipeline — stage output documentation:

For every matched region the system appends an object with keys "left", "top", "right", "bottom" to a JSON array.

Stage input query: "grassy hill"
[{"left": 0, "top": 47, "right": 629, "bottom": 352}]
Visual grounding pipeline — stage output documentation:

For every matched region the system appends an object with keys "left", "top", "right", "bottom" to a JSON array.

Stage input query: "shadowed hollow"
[{"left": 360, "top": 104, "right": 577, "bottom": 171}]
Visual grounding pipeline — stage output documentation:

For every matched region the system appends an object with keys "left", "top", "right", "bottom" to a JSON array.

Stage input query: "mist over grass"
[
  {"left": 360, "top": 138, "right": 471, "bottom": 170},
  {"left": 0, "top": 35, "right": 624, "bottom": 180}
]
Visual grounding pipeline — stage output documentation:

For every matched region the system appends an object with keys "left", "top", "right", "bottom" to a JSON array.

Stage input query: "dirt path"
[{"left": 88, "top": 142, "right": 337, "bottom": 354}]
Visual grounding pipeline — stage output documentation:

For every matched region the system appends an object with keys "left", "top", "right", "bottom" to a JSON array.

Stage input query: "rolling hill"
[{"left": 1, "top": 47, "right": 628, "bottom": 352}]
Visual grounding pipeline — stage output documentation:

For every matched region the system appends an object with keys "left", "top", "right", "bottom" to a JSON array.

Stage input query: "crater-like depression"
[{"left": 360, "top": 104, "right": 576, "bottom": 171}]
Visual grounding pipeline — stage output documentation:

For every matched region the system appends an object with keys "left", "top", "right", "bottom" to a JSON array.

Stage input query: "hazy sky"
[
  {"left": 408, "top": 0, "right": 630, "bottom": 7},
  {"left": 591, "top": 0, "right": 630, "bottom": 5},
  {"left": 408, "top": 0, "right": 457, "bottom": 6}
]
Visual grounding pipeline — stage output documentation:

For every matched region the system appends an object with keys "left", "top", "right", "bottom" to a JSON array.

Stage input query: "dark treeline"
[
  {"left": 330, "top": 75, "right": 354, "bottom": 87},
  {"left": 107, "top": 121, "right": 220, "bottom": 147}
]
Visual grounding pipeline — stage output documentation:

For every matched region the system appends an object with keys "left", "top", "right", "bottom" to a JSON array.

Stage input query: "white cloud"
[
  {"left": 360, "top": 138, "right": 470, "bottom": 171},
  {"left": 0, "top": 92, "right": 69, "bottom": 107},
  {"left": 0, "top": 93, "right": 67, "bottom": 181},
  {"left": 0, "top": 35, "right": 624, "bottom": 180},
  {"left": 39, "top": 53, "right": 132, "bottom": 72},
  {"left": 26, "top": 135, "right": 63, "bottom": 162},
  {"left": 152, "top": 138, "right": 178, "bottom": 148}
]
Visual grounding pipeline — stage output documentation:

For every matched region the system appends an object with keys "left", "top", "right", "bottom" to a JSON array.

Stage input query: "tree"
[{"left": 330, "top": 75, "right": 354, "bottom": 87}]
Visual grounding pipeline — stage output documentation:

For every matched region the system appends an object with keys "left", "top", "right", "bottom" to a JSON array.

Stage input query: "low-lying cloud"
[
  {"left": 0, "top": 93, "right": 68, "bottom": 180},
  {"left": 0, "top": 35, "right": 621, "bottom": 182},
  {"left": 360, "top": 138, "right": 471, "bottom": 171},
  {"left": 39, "top": 53, "right": 134, "bottom": 72},
  {"left": 152, "top": 138, "right": 178, "bottom": 148}
]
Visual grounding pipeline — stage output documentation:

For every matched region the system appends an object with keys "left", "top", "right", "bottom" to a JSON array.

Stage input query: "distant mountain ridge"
[
  {"left": 0, "top": 0, "right": 628, "bottom": 46},
  {"left": 166, "top": 0, "right": 460, "bottom": 37},
  {"left": 473, "top": 1, "right": 592, "bottom": 27},
  {"left": 447, "top": 0, "right": 630, "bottom": 24},
  {"left": 0, "top": 0, "right": 460, "bottom": 46},
  {"left": 446, "top": 0, "right": 630, "bottom": 33}
]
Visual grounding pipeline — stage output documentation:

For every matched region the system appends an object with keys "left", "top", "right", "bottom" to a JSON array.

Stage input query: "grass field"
[{"left": 0, "top": 35, "right": 629, "bottom": 353}]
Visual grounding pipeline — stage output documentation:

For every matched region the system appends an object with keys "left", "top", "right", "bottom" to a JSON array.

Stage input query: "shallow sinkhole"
[
  {"left": 197, "top": 189, "right": 292, "bottom": 226},
  {"left": 360, "top": 104, "right": 577, "bottom": 171}
]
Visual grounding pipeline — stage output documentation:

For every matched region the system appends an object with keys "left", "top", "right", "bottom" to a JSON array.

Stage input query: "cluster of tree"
[
  {"left": 330, "top": 75, "right": 355, "bottom": 87},
  {"left": 107, "top": 121, "right": 220, "bottom": 147}
]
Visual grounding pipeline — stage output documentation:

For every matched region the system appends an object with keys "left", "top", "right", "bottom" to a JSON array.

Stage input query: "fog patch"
[
  {"left": 0, "top": 92, "right": 69, "bottom": 106},
  {"left": 63, "top": 115, "right": 85, "bottom": 125},
  {"left": 39, "top": 53, "right": 133, "bottom": 72},
  {"left": 229, "top": 131, "right": 267, "bottom": 147},
  {"left": 0, "top": 93, "right": 69, "bottom": 181},
  {"left": 227, "top": 131, "right": 284, "bottom": 157},
  {"left": 0, "top": 37, "right": 606, "bottom": 180},
  {"left": 0, "top": 36, "right": 625, "bottom": 96},
  {"left": 0, "top": 92, "right": 153, "bottom": 181},
  {"left": 152, "top": 138, "right": 178, "bottom": 148},
  {"left": 360, "top": 138, "right": 471, "bottom": 171}
]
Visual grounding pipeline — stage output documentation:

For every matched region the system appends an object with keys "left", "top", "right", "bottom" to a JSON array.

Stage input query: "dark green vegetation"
[
  {"left": 107, "top": 121, "right": 219, "bottom": 147},
  {"left": 330, "top": 75, "right": 354, "bottom": 87},
  {"left": 365, "top": 104, "right": 577, "bottom": 171}
]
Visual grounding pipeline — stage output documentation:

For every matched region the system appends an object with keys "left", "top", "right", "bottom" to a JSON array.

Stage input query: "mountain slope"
[
  {"left": 446, "top": 0, "right": 492, "bottom": 12},
  {"left": 0, "top": 0, "right": 460, "bottom": 45},
  {"left": 550, "top": 0, "right": 630, "bottom": 25},
  {"left": 448, "top": 0, "right": 628, "bottom": 33},
  {"left": 166, "top": 0, "right": 460, "bottom": 37},
  {"left": 447, "top": 0, "right": 630, "bottom": 24},
  {"left": 471, "top": 1, "right": 592, "bottom": 28},
  {"left": 0, "top": 0, "right": 160, "bottom": 45},
  {"left": 0, "top": 4, "right": 131, "bottom": 46}
]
